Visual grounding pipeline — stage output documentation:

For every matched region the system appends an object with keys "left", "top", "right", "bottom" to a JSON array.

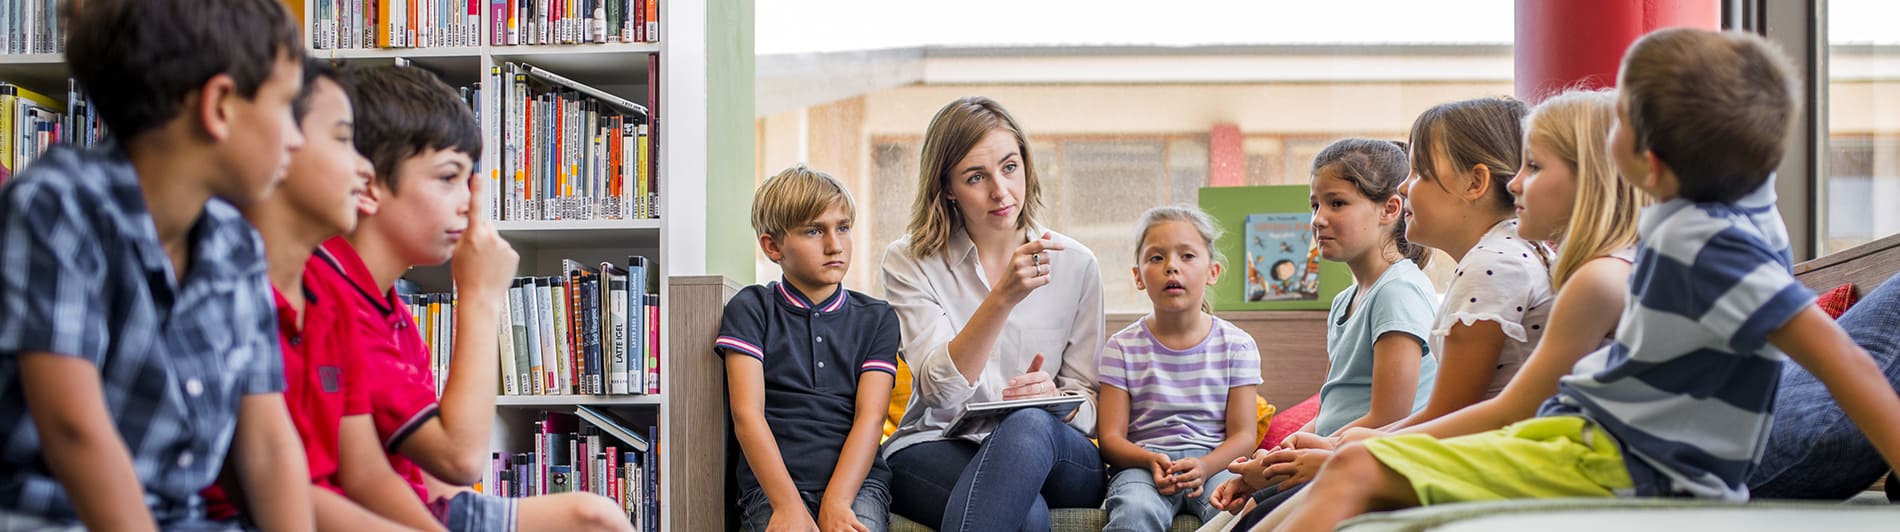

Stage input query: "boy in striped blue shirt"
[{"left": 1265, "top": 28, "right": 1900, "bottom": 532}]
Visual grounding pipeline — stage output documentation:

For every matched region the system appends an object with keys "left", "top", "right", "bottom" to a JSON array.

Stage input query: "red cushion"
[
  {"left": 1818, "top": 283, "right": 1859, "bottom": 320},
  {"left": 1261, "top": 393, "right": 1321, "bottom": 449}
]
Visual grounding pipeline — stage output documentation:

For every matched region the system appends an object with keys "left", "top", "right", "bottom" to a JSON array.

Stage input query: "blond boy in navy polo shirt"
[{"left": 717, "top": 164, "right": 901, "bottom": 532}]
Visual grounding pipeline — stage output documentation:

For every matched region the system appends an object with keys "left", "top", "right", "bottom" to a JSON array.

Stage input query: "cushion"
[
  {"left": 1749, "top": 274, "right": 1900, "bottom": 499},
  {"left": 884, "top": 357, "right": 915, "bottom": 439},
  {"left": 1819, "top": 283, "right": 1860, "bottom": 319},
  {"left": 890, "top": 510, "right": 1201, "bottom": 532},
  {"left": 1255, "top": 396, "right": 1277, "bottom": 444},
  {"left": 1262, "top": 393, "right": 1321, "bottom": 449}
]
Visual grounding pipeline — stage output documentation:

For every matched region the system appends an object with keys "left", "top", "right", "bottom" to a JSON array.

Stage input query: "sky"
[{"left": 756, "top": 0, "right": 1900, "bottom": 56}]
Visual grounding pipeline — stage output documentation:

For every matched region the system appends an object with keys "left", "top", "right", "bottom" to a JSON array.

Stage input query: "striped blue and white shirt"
[
  {"left": 1100, "top": 316, "right": 1262, "bottom": 451},
  {"left": 0, "top": 145, "right": 284, "bottom": 524},
  {"left": 1541, "top": 177, "right": 1814, "bottom": 500}
]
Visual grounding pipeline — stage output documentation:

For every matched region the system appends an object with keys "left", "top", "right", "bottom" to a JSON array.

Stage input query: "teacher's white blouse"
[{"left": 879, "top": 225, "right": 1106, "bottom": 458}]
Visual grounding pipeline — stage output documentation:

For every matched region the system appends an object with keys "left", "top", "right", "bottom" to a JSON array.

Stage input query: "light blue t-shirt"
[{"left": 1315, "top": 259, "right": 1438, "bottom": 436}]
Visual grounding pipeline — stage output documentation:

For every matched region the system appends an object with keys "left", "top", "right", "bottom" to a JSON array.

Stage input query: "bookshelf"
[
  {"left": 299, "top": 3, "right": 687, "bottom": 529},
  {"left": 0, "top": 1, "right": 748, "bottom": 528}
]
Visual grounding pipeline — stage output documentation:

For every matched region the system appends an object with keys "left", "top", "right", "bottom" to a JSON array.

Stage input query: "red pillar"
[
  {"left": 1514, "top": 0, "right": 1720, "bottom": 104},
  {"left": 1209, "top": 123, "right": 1243, "bottom": 187}
]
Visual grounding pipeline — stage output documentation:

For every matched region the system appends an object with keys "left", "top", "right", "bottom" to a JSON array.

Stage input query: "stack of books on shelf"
[
  {"left": 1, "top": 1, "right": 62, "bottom": 55},
  {"left": 490, "top": 61, "right": 658, "bottom": 221},
  {"left": 310, "top": 0, "right": 659, "bottom": 50},
  {"left": 490, "top": 407, "right": 657, "bottom": 531},
  {"left": 404, "top": 256, "right": 660, "bottom": 397},
  {"left": 0, "top": 81, "right": 105, "bottom": 186},
  {"left": 309, "top": 0, "right": 483, "bottom": 50},
  {"left": 488, "top": 0, "right": 659, "bottom": 46}
]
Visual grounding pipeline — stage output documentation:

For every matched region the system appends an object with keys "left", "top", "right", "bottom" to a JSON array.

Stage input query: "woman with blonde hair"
[{"left": 879, "top": 96, "right": 1109, "bottom": 532}]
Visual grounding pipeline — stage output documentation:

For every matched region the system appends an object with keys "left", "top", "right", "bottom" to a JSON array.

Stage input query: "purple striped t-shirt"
[{"left": 1100, "top": 316, "right": 1263, "bottom": 450}]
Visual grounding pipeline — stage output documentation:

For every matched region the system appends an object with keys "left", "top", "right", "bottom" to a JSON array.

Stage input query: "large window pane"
[{"left": 1824, "top": 0, "right": 1900, "bottom": 253}]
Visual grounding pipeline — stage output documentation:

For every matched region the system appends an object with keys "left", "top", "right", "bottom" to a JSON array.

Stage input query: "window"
[{"left": 1823, "top": 0, "right": 1900, "bottom": 253}]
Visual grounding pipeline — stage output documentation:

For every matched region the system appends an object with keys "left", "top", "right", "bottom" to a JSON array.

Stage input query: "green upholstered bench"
[
  {"left": 1336, "top": 498, "right": 1898, "bottom": 532},
  {"left": 890, "top": 509, "right": 1201, "bottom": 532}
]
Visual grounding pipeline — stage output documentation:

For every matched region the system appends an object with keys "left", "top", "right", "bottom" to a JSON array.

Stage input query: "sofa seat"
[{"left": 891, "top": 509, "right": 1201, "bottom": 532}]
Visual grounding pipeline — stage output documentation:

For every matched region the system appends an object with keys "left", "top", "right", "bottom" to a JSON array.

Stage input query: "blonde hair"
[
  {"left": 1524, "top": 89, "right": 1652, "bottom": 288},
  {"left": 1134, "top": 205, "right": 1224, "bottom": 314},
  {"left": 905, "top": 96, "right": 1045, "bottom": 258},
  {"left": 750, "top": 163, "right": 857, "bottom": 240}
]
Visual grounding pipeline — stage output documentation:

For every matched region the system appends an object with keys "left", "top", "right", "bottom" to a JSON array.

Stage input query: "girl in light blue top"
[
  {"left": 1207, "top": 137, "right": 1439, "bottom": 517},
  {"left": 1304, "top": 138, "right": 1439, "bottom": 438}
]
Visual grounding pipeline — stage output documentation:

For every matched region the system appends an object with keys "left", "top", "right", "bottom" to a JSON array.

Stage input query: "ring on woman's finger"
[{"left": 1032, "top": 252, "right": 1042, "bottom": 266}]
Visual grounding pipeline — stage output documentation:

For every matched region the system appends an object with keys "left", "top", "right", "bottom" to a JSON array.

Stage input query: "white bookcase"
[
  {"left": 0, "top": 1, "right": 744, "bottom": 528},
  {"left": 298, "top": 4, "right": 690, "bottom": 529}
]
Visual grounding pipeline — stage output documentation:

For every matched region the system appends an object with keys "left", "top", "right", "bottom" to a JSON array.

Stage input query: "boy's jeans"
[
  {"left": 1750, "top": 274, "right": 1900, "bottom": 499},
  {"left": 738, "top": 479, "right": 890, "bottom": 532}
]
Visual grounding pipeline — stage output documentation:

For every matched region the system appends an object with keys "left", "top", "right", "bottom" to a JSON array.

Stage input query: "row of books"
[
  {"left": 310, "top": 0, "right": 484, "bottom": 50},
  {"left": 406, "top": 256, "right": 661, "bottom": 397},
  {"left": 491, "top": 0, "right": 658, "bottom": 46},
  {"left": 490, "top": 60, "right": 658, "bottom": 221},
  {"left": 0, "top": 1, "right": 60, "bottom": 55},
  {"left": 489, "top": 407, "right": 658, "bottom": 531},
  {"left": 310, "top": 0, "right": 659, "bottom": 50},
  {"left": 0, "top": 81, "right": 105, "bottom": 187}
]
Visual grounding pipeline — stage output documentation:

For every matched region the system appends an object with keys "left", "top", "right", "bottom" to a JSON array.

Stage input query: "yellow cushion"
[
  {"left": 1256, "top": 396, "right": 1276, "bottom": 443},
  {"left": 884, "top": 358, "right": 914, "bottom": 440}
]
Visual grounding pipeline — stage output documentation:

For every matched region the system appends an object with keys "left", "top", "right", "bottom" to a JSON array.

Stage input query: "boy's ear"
[
  {"left": 357, "top": 181, "right": 387, "bottom": 218},
  {"left": 1643, "top": 151, "right": 1674, "bottom": 195},
  {"left": 196, "top": 73, "right": 240, "bottom": 142},
  {"left": 758, "top": 233, "right": 785, "bottom": 263}
]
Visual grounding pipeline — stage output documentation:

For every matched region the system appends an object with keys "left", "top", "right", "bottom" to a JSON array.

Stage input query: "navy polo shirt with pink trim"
[{"left": 715, "top": 279, "right": 900, "bottom": 493}]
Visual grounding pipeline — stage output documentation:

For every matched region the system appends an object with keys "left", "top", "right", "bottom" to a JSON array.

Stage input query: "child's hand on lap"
[
  {"left": 1261, "top": 448, "right": 1331, "bottom": 490},
  {"left": 1168, "top": 456, "right": 1208, "bottom": 497},
  {"left": 1208, "top": 476, "right": 1249, "bottom": 512},
  {"left": 1283, "top": 432, "right": 1336, "bottom": 450},
  {"left": 1332, "top": 427, "right": 1384, "bottom": 447},
  {"left": 817, "top": 500, "right": 869, "bottom": 532},
  {"left": 1149, "top": 452, "right": 1179, "bottom": 495},
  {"left": 767, "top": 508, "right": 821, "bottom": 532}
]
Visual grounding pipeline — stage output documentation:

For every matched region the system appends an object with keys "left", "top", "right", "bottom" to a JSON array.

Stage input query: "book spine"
[
  {"left": 497, "top": 291, "right": 518, "bottom": 395},
  {"left": 547, "top": 276, "right": 572, "bottom": 395},
  {"left": 523, "top": 278, "right": 546, "bottom": 394},
  {"left": 582, "top": 274, "right": 603, "bottom": 394},
  {"left": 644, "top": 0, "right": 655, "bottom": 42},
  {"left": 509, "top": 279, "right": 534, "bottom": 394},
  {"left": 608, "top": 273, "right": 628, "bottom": 394},
  {"left": 645, "top": 293, "right": 659, "bottom": 395}
]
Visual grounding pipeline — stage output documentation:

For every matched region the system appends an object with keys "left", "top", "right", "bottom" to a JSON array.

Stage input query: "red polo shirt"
[
  {"left": 311, "top": 237, "right": 442, "bottom": 503},
  {"left": 202, "top": 270, "right": 371, "bottom": 518}
]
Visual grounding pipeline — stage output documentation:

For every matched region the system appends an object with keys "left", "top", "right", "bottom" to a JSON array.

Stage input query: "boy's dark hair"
[
  {"left": 1408, "top": 97, "right": 1527, "bottom": 213},
  {"left": 1620, "top": 28, "right": 1799, "bottom": 203},
  {"left": 294, "top": 59, "right": 353, "bottom": 123},
  {"left": 64, "top": 0, "right": 304, "bottom": 142},
  {"left": 343, "top": 65, "right": 483, "bottom": 191},
  {"left": 1312, "top": 138, "right": 1433, "bottom": 267}
]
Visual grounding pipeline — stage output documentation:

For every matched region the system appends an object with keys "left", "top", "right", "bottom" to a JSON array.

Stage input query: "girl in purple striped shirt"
[{"left": 1097, "top": 206, "right": 1264, "bottom": 531}]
